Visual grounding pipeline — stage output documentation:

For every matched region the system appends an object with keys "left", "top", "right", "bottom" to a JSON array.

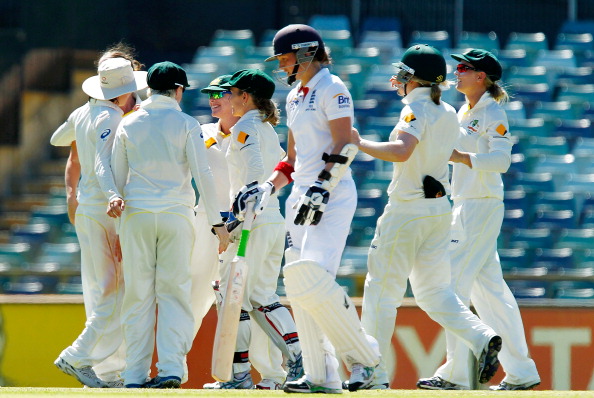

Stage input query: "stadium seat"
[
  {"left": 359, "top": 30, "right": 403, "bottom": 53},
  {"left": 557, "top": 83, "right": 594, "bottom": 104},
  {"left": 555, "top": 67, "right": 594, "bottom": 88},
  {"left": 509, "top": 118, "right": 552, "bottom": 140},
  {"left": 496, "top": 49, "right": 529, "bottom": 69},
  {"left": 456, "top": 31, "right": 499, "bottom": 52},
  {"left": 56, "top": 275, "right": 83, "bottom": 294},
  {"left": 511, "top": 82, "right": 552, "bottom": 104},
  {"left": 502, "top": 101, "right": 527, "bottom": 122},
  {"left": 531, "top": 101, "right": 579, "bottom": 122},
  {"left": 309, "top": 14, "right": 350, "bottom": 31},
  {"left": 0, "top": 243, "right": 33, "bottom": 266},
  {"left": 360, "top": 16, "right": 401, "bottom": 34},
  {"left": 556, "top": 228, "right": 594, "bottom": 250},
  {"left": 534, "top": 49, "right": 578, "bottom": 72},
  {"left": 333, "top": 63, "right": 368, "bottom": 100},
  {"left": 318, "top": 29, "right": 353, "bottom": 61},
  {"left": 534, "top": 191, "right": 577, "bottom": 213},
  {"left": 347, "top": 207, "right": 378, "bottom": 248},
  {"left": 364, "top": 116, "right": 398, "bottom": 140},
  {"left": 210, "top": 29, "right": 255, "bottom": 57},
  {"left": 531, "top": 154, "right": 578, "bottom": 188},
  {"left": 555, "top": 33, "right": 594, "bottom": 55},
  {"left": 408, "top": 30, "right": 451, "bottom": 50},
  {"left": 509, "top": 228, "right": 555, "bottom": 250},
  {"left": 551, "top": 280, "right": 594, "bottom": 299},
  {"left": 3, "top": 275, "right": 54, "bottom": 294},
  {"left": 499, "top": 247, "right": 531, "bottom": 271},
  {"left": 509, "top": 172, "right": 555, "bottom": 193},
  {"left": 359, "top": 170, "right": 392, "bottom": 191},
  {"left": 554, "top": 118, "right": 594, "bottom": 141},
  {"left": 192, "top": 46, "right": 240, "bottom": 67},
  {"left": 342, "top": 47, "right": 382, "bottom": 68},
  {"left": 506, "top": 32, "right": 548, "bottom": 60},
  {"left": 560, "top": 173, "right": 594, "bottom": 195},
  {"left": 506, "top": 280, "right": 549, "bottom": 299},
  {"left": 534, "top": 247, "right": 575, "bottom": 269},
  {"left": 504, "top": 189, "right": 532, "bottom": 212},
  {"left": 507, "top": 66, "right": 551, "bottom": 86},
  {"left": 502, "top": 208, "right": 529, "bottom": 231},
  {"left": 532, "top": 209, "right": 577, "bottom": 230},
  {"left": 259, "top": 29, "right": 277, "bottom": 47},
  {"left": 357, "top": 188, "right": 386, "bottom": 215},
  {"left": 560, "top": 19, "right": 594, "bottom": 36},
  {"left": 524, "top": 136, "right": 569, "bottom": 157},
  {"left": 10, "top": 223, "right": 51, "bottom": 248}
]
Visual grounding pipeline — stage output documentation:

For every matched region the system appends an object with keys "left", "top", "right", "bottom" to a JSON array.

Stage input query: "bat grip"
[{"left": 236, "top": 205, "right": 255, "bottom": 257}]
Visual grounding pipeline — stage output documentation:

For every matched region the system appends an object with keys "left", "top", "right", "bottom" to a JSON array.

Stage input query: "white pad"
[
  {"left": 320, "top": 143, "right": 358, "bottom": 192},
  {"left": 251, "top": 302, "right": 301, "bottom": 362},
  {"left": 283, "top": 260, "right": 380, "bottom": 370},
  {"left": 284, "top": 246, "right": 301, "bottom": 264}
]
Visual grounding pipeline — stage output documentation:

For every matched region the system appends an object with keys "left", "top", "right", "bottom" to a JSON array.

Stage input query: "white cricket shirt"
[
  {"left": 450, "top": 92, "right": 512, "bottom": 201},
  {"left": 285, "top": 68, "right": 354, "bottom": 186},
  {"left": 111, "top": 94, "right": 222, "bottom": 225},
  {"left": 388, "top": 87, "right": 460, "bottom": 201}
]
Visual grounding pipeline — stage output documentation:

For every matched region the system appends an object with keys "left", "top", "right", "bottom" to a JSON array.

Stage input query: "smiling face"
[
  {"left": 454, "top": 61, "right": 482, "bottom": 95},
  {"left": 208, "top": 91, "right": 232, "bottom": 119}
]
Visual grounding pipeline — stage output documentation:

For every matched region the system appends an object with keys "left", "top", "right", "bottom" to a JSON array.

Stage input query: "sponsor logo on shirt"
[
  {"left": 496, "top": 124, "right": 508, "bottom": 136},
  {"left": 403, "top": 113, "right": 416, "bottom": 123},
  {"left": 100, "top": 129, "right": 111, "bottom": 140},
  {"left": 238, "top": 131, "right": 249, "bottom": 144},
  {"left": 334, "top": 92, "right": 351, "bottom": 109}
]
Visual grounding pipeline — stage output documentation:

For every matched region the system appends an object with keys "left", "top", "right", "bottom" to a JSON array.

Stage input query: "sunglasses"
[
  {"left": 208, "top": 91, "right": 231, "bottom": 99},
  {"left": 456, "top": 64, "right": 479, "bottom": 73}
]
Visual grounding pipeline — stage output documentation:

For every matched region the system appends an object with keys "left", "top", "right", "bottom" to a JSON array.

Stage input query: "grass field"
[{"left": 0, "top": 389, "right": 591, "bottom": 398}]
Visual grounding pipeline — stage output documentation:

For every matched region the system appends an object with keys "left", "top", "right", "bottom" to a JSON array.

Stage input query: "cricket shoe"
[
  {"left": 103, "top": 379, "right": 124, "bottom": 388},
  {"left": 478, "top": 335, "right": 502, "bottom": 384},
  {"left": 490, "top": 380, "right": 540, "bottom": 390},
  {"left": 203, "top": 371, "right": 253, "bottom": 389},
  {"left": 284, "top": 376, "right": 342, "bottom": 394},
  {"left": 285, "top": 353, "right": 304, "bottom": 383},
  {"left": 54, "top": 357, "right": 106, "bottom": 388},
  {"left": 416, "top": 376, "right": 466, "bottom": 390},
  {"left": 348, "top": 363, "right": 376, "bottom": 391},
  {"left": 254, "top": 378, "right": 282, "bottom": 390},
  {"left": 145, "top": 375, "right": 181, "bottom": 389},
  {"left": 343, "top": 380, "right": 388, "bottom": 390}
]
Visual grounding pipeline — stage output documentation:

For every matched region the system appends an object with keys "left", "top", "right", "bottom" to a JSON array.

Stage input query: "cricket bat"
[{"left": 211, "top": 206, "right": 255, "bottom": 382}]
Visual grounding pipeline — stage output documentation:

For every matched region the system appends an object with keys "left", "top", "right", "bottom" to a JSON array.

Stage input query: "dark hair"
[
  {"left": 98, "top": 41, "right": 144, "bottom": 71},
  {"left": 252, "top": 96, "right": 280, "bottom": 126},
  {"left": 314, "top": 46, "right": 332, "bottom": 66}
]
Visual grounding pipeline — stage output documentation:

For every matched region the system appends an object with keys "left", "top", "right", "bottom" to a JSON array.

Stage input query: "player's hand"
[
  {"left": 66, "top": 195, "right": 78, "bottom": 225},
  {"left": 294, "top": 181, "right": 330, "bottom": 226},
  {"left": 232, "top": 180, "right": 275, "bottom": 221},
  {"left": 107, "top": 197, "right": 125, "bottom": 218},
  {"left": 213, "top": 225, "right": 230, "bottom": 254},
  {"left": 114, "top": 235, "right": 122, "bottom": 263}
]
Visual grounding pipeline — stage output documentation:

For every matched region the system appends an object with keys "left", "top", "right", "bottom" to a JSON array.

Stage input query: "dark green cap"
[
  {"left": 220, "top": 69, "right": 275, "bottom": 100},
  {"left": 395, "top": 44, "right": 446, "bottom": 84},
  {"left": 451, "top": 49, "right": 503, "bottom": 81},
  {"left": 147, "top": 61, "right": 190, "bottom": 90},
  {"left": 200, "top": 74, "right": 233, "bottom": 93}
]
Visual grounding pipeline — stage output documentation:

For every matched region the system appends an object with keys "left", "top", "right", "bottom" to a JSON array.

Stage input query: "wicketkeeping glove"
[
  {"left": 232, "top": 180, "right": 275, "bottom": 221},
  {"left": 294, "top": 181, "right": 330, "bottom": 226}
]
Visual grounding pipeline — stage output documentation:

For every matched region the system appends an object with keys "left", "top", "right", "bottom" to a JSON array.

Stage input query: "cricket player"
[
  {"left": 195, "top": 74, "right": 294, "bottom": 390},
  {"left": 51, "top": 57, "right": 147, "bottom": 388},
  {"left": 417, "top": 49, "right": 540, "bottom": 391},
  {"left": 108, "top": 61, "right": 229, "bottom": 388},
  {"left": 204, "top": 69, "right": 303, "bottom": 389},
  {"left": 233, "top": 26, "right": 380, "bottom": 394},
  {"left": 352, "top": 44, "right": 503, "bottom": 390}
]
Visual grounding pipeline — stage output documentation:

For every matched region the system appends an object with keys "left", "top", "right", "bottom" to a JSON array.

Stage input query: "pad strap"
[{"left": 321, "top": 153, "right": 349, "bottom": 164}]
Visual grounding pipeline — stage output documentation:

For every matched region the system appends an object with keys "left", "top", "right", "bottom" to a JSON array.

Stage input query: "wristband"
[{"left": 274, "top": 161, "right": 294, "bottom": 183}]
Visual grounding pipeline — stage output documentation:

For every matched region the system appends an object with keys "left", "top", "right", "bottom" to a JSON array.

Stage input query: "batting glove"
[
  {"left": 294, "top": 181, "right": 330, "bottom": 226},
  {"left": 232, "top": 180, "right": 275, "bottom": 221}
]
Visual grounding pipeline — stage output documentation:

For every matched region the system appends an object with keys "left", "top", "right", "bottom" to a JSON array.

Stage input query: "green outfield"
[{"left": 0, "top": 389, "right": 591, "bottom": 398}]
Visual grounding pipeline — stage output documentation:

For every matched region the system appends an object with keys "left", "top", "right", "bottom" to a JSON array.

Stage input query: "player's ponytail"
[
  {"left": 253, "top": 96, "right": 280, "bottom": 126},
  {"left": 486, "top": 79, "right": 509, "bottom": 104}
]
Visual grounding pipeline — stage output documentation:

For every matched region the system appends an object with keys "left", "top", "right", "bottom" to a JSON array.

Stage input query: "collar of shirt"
[
  {"left": 140, "top": 94, "right": 182, "bottom": 112},
  {"left": 297, "top": 67, "right": 330, "bottom": 97},
  {"left": 217, "top": 120, "right": 231, "bottom": 138},
  {"left": 89, "top": 98, "right": 125, "bottom": 115},
  {"left": 401, "top": 86, "right": 432, "bottom": 105}
]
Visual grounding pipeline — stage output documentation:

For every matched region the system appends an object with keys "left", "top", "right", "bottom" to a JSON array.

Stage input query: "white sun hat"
[{"left": 82, "top": 57, "right": 148, "bottom": 100}]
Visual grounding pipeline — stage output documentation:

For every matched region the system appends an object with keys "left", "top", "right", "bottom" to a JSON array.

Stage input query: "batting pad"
[
  {"left": 284, "top": 246, "right": 300, "bottom": 264},
  {"left": 284, "top": 260, "right": 380, "bottom": 370},
  {"left": 251, "top": 302, "right": 301, "bottom": 362}
]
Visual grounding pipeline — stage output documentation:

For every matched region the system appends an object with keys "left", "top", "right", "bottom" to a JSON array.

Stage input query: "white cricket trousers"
[
  {"left": 361, "top": 198, "right": 496, "bottom": 386},
  {"left": 436, "top": 198, "right": 540, "bottom": 387},
  {"left": 59, "top": 204, "right": 124, "bottom": 381},
  {"left": 194, "top": 209, "right": 285, "bottom": 382},
  {"left": 120, "top": 205, "right": 195, "bottom": 385}
]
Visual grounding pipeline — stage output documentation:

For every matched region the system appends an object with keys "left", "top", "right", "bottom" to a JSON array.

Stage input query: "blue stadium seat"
[
  {"left": 509, "top": 228, "right": 555, "bottom": 250},
  {"left": 551, "top": 280, "right": 594, "bottom": 299},
  {"left": 359, "top": 30, "right": 403, "bottom": 53},
  {"left": 555, "top": 33, "right": 594, "bottom": 55},
  {"left": 531, "top": 101, "right": 579, "bottom": 121},
  {"left": 333, "top": 63, "right": 369, "bottom": 100},
  {"left": 534, "top": 247, "right": 575, "bottom": 269},
  {"left": 10, "top": 223, "right": 51, "bottom": 248},
  {"left": 499, "top": 247, "right": 531, "bottom": 271},
  {"left": 504, "top": 189, "right": 532, "bottom": 213},
  {"left": 512, "top": 83, "right": 552, "bottom": 105},
  {"left": 554, "top": 118, "right": 594, "bottom": 141},
  {"left": 3, "top": 275, "right": 54, "bottom": 294},
  {"left": 364, "top": 116, "right": 398, "bottom": 140},
  {"left": 506, "top": 32, "right": 548, "bottom": 59},
  {"left": 361, "top": 16, "right": 401, "bottom": 34},
  {"left": 509, "top": 172, "right": 555, "bottom": 193},
  {"left": 192, "top": 46, "right": 240, "bottom": 67},
  {"left": 560, "top": 20, "right": 594, "bottom": 36},
  {"left": 357, "top": 188, "right": 386, "bottom": 215},
  {"left": 555, "top": 67, "right": 594, "bottom": 90},
  {"left": 532, "top": 209, "right": 577, "bottom": 230},
  {"left": 457, "top": 31, "right": 499, "bottom": 52},
  {"left": 557, "top": 83, "right": 594, "bottom": 104},
  {"left": 496, "top": 49, "right": 529, "bottom": 69},
  {"left": 534, "top": 191, "right": 577, "bottom": 213},
  {"left": 0, "top": 243, "right": 33, "bottom": 266},
  {"left": 347, "top": 207, "right": 379, "bottom": 248},
  {"left": 534, "top": 49, "right": 578, "bottom": 72},
  {"left": 503, "top": 101, "right": 527, "bottom": 122},
  {"left": 342, "top": 47, "right": 382, "bottom": 68},
  {"left": 507, "top": 153, "right": 528, "bottom": 177},
  {"left": 319, "top": 29, "right": 353, "bottom": 61},
  {"left": 531, "top": 154, "right": 578, "bottom": 188},
  {"left": 560, "top": 173, "right": 594, "bottom": 195},
  {"left": 508, "top": 66, "right": 551, "bottom": 86},
  {"left": 309, "top": 14, "right": 350, "bottom": 31},
  {"left": 525, "top": 136, "right": 569, "bottom": 157},
  {"left": 502, "top": 208, "right": 529, "bottom": 230},
  {"left": 509, "top": 118, "right": 553, "bottom": 140},
  {"left": 56, "top": 275, "right": 83, "bottom": 294},
  {"left": 259, "top": 29, "right": 277, "bottom": 47},
  {"left": 556, "top": 228, "right": 594, "bottom": 250},
  {"left": 408, "top": 30, "right": 451, "bottom": 50},
  {"left": 210, "top": 29, "right": 255, "bottom": 57},
  {"left": 506, "top": 280, "right": 549, "bottom": 299}
]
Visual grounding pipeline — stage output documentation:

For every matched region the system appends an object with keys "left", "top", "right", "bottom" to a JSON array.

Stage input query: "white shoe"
[
  {"left": 54, "top": 357, "right": 106, "bottom": 388},
  {"left": 254, "top": 378, "right": 282, "bottom": 390},
  {"left": 348, "top": 363, "right": 376, "bottom": 391},
  {"left": 284, "top": 376, "right": 342, "bottom": 394},
  {"left": 203, "top": 371, "right": 253, "bottom": 389}
]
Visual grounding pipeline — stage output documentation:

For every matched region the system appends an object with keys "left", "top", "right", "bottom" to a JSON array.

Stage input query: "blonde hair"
[
  {"left": 486, "top": 78, "right": 510, "bottom": 104},
  {"left": 252, "top": 96, "right": 280, "bottom": 126},
  {"left": 411, "top": 77, "right": 452, "bottom": 105},
  {"left": 98, "top": 41, "right": 144, "bottom": 71}
]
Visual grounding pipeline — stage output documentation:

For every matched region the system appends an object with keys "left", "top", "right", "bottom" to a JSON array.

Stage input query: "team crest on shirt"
[
  {"left": 100, "top": 128, "right": 111, "bottom": 140},
  {"left": 467, "top": 119, "right": 479, "bottom": 132}
]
